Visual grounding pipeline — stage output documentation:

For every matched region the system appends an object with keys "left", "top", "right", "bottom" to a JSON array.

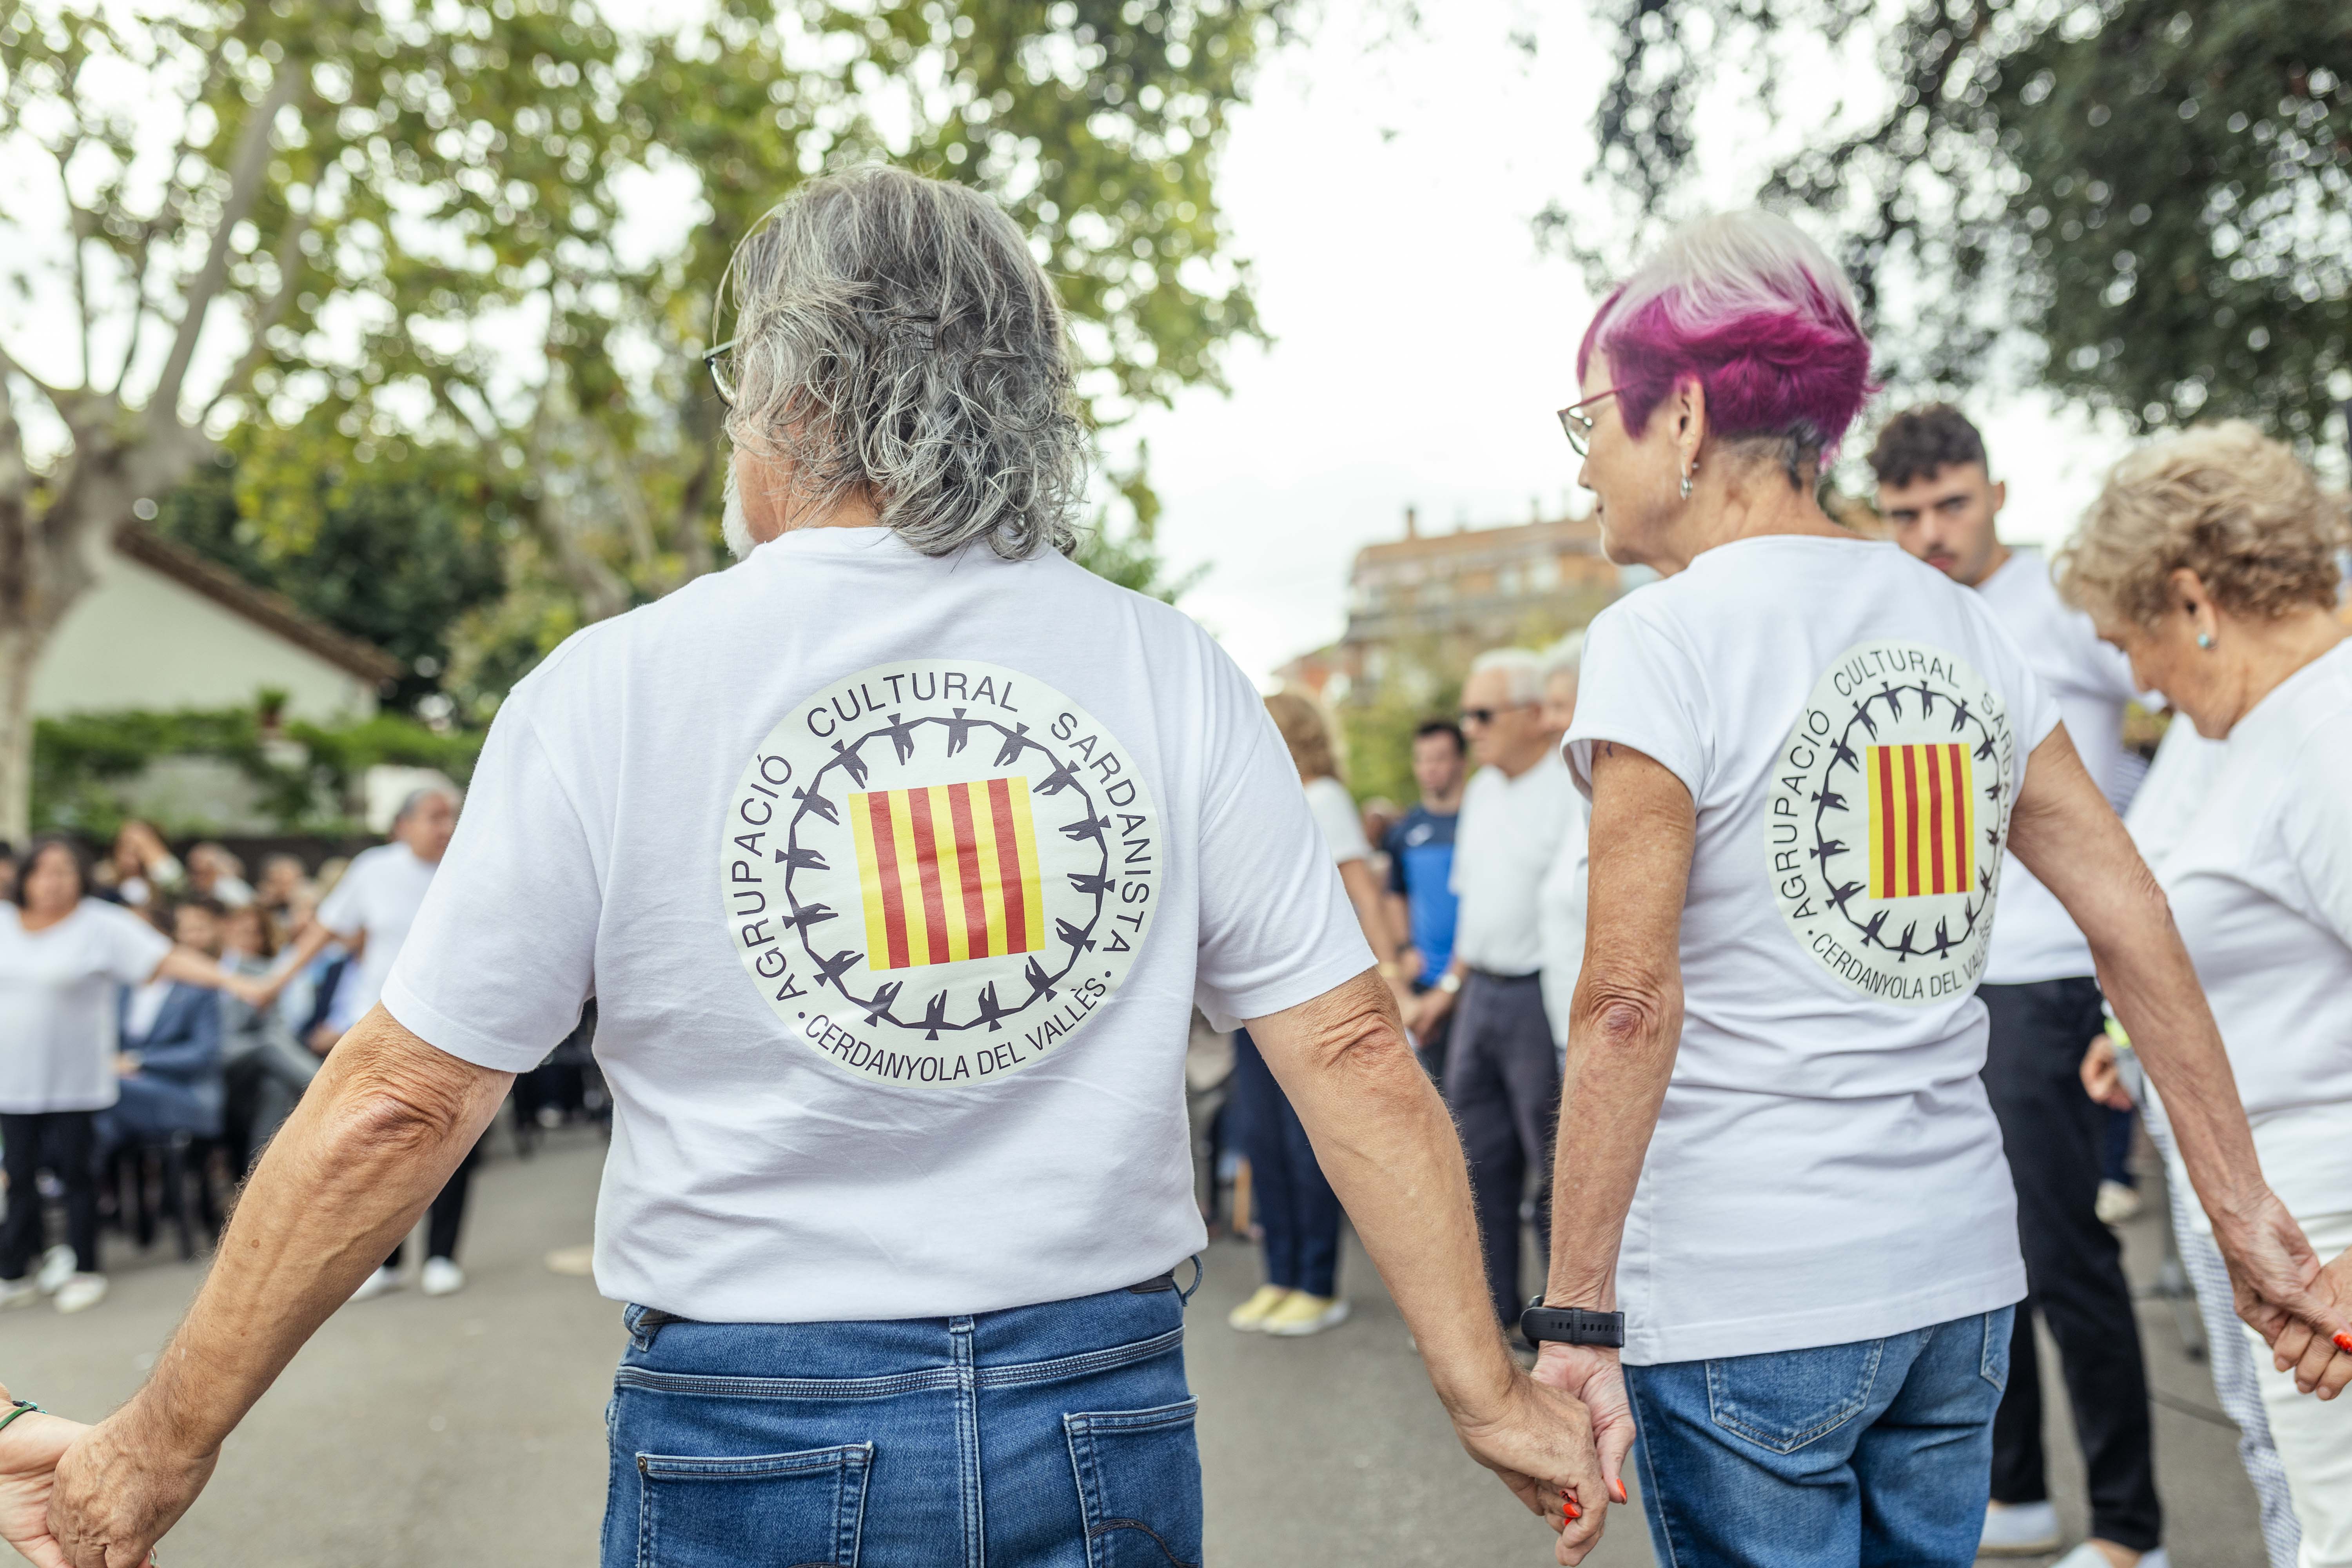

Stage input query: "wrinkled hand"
[
  {"left": 1449, "top": 1368, "right": 1611, "bottom": 1565},
  {"left": 2079, "top": 1035, "right": 2132, "bottom": 1111},
  {"left": 48, "top": 1401, "right": 216, "bottom": 1568},
  {"left": 1408, "top": 989, "right": 1454, "bottom": 1040},
  {"left": 0, "top": 1385, "right": 87, "bottom": 1568},
  {"left": 2215, "top": 1191, "right": 2352, "bottom": 1360},
  {"left": 1531, "top": 1343, "right": 1635, "bottom": 1519},
  {"left": 2265, "top": 1245, "right": 2352, "bottom": 1401}
]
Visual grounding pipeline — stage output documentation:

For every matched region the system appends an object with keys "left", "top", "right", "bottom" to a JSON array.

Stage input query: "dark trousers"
[
  {"left": 1230, "top": 1029, "right": 1342, "bottom": 1298},
  {"left": 386, "top": 1137, "right": 482, "bottom": 1269},
  {"left": 1443, "top": 971, "right": 1559, "bottom": 1327},
  {"left": 1980, "top": 978, "right": 2161, "bottom": 1552},
  {"left": 1, "top": 1111, "right": 100, "bottom": 1278}
]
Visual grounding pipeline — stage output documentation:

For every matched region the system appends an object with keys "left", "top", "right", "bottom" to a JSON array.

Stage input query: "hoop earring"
[{"left": 2196, "top": 632, "right": 2214, "bottom": 650}]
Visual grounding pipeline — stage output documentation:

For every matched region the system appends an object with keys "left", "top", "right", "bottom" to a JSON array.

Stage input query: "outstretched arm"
[
  {"left": 1249, "top": 969, "right": 1610, "bottom": 1564},
  {"left": 2008, "top": 725, "right": 2350, "bottom": 1356},
  {"left": 1533, "top": 742, "right": 1693, "bottom": 1511},
  {"left": 47, "top": 1006, "right": 510, "bottom": 1565}
]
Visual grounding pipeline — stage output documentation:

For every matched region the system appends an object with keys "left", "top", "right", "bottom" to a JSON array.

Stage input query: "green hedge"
[{"left": 34, "top": 697, "right": 485, "bottom": 839}]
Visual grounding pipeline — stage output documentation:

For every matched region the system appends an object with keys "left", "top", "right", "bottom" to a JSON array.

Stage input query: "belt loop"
[{"left": 1176, "top": 1254, "right": 1204, "bottom": 1306}]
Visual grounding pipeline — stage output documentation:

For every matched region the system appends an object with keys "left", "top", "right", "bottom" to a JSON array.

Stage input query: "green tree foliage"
[
  {"left": 1565, "top": 0, "right": 2352, "bottom": 446},
  {"left": 0, "top": 0, "right": 1294, "bottom": 837}
]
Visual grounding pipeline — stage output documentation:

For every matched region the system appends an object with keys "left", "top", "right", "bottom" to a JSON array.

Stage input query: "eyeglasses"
[
  {"left": 1556, "top": 387, "right": 1621, "bottom": 456},
  {"left": 1459, "top": 702, "right": 1537, "bottom": 728},
  {"left": 700, "top": 202, "right": 791, "bottom": 410}
]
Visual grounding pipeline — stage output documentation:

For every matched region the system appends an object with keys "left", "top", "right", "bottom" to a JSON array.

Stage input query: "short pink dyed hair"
[{"left": 1577, "top": 211, "right": 1875, "bottom": 472}]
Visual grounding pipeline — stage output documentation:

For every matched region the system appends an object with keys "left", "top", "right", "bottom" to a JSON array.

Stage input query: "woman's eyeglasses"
[{"left": 1556, "top": 387, "right": 1621, "bottom": 457}]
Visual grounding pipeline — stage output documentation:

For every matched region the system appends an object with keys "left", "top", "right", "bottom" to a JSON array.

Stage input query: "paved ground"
[{"left": 2, "top": 1130, "right": 2269, "bottom": 1566}]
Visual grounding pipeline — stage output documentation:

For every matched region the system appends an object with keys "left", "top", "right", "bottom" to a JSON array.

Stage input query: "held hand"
[
  {"left": 49, "top": 1401, "right": 217, "bottom": 1568},
  {"left": 1448, "top": 1368, "right": 1611, "bottom": 1565},
  {"left": 2079, "top": 1036, "right": 2133, "bottom": 1110},
  {"left": 1531, "top": 1343, "right": 1635, "bottom": 1521},
  {"left": 225, "top": 974, "right": 277, "bottom": 1011},
  {"left": 2214, "top": 1191, "right": 2352, "bottom": 1360},
  {"left": 1408, "top": 988, "right": 1454, "bottom": 1040},
  {"left": 0, "top": 1388, "right": 87, "bottom": 1568},
  {"left": 2264, "top": 1245, "right": 2352, "bottom": 1401}
]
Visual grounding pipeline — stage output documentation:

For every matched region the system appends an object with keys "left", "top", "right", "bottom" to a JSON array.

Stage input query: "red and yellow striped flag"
[
  {"left": 1866, "top": 743, "right": 1975, "bottom": 899},
  {"left": 848, "top": 777, "right": 1047, "bottom": 971}
]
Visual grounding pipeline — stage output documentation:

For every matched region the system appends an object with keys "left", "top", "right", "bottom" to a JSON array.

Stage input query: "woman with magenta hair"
[{"left": 1523, "top": 209, "right": 2348, "bottom": 1568}]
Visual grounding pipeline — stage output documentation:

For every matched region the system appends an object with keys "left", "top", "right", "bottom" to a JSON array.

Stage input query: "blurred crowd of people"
[{"left": 0, "top": 787, "right": 487, "bottom": 1315}]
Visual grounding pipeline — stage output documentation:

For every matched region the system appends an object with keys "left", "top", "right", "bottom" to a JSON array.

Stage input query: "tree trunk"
[{"left": 0, "top": 628, "right": 40, "bottom": 848}]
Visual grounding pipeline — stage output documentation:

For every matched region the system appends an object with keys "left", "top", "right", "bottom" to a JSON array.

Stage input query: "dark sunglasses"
[
  {"left": 1556, "top": 386, "right": 1622, "bottom": 456},
  {"left": 1459, "top": 702, "right": 1536, "bottom": 727}
]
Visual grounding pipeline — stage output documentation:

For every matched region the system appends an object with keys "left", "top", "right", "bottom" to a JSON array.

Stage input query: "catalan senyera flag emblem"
[
  {"left": 848, "top": 777, "right": 1047, "bottom": 971},
  {"left": 1866, "top": 743, "right": 1975, "bottom": 899}
]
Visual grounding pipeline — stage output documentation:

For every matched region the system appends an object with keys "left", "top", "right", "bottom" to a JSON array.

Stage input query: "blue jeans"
[
  {"left": 1230, "top": 1029, "right": 1342, "bottom": 1298},
  {"left": 1626, "top": 1307, "right": 2014, "bottom": 1568},
  {"left": 603, "top": 1273, "right": 1200, "bottom": 1568}
]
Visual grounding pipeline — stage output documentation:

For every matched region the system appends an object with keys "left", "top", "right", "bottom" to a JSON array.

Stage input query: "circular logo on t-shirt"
[
  {"left": 1766, "top": 639, "right": 2016, "bottom": 1006},
  {"left": 721, "top": 660, "right": 1160, "bottom": 1086}
]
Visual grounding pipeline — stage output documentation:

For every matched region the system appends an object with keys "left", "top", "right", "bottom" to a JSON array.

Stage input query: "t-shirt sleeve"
[
  {"left": 96, "top": 902, "right": 174, "bottom": 984},
  {"left": 314, "top": 857, "right": 368, "bottom": 940},
  {"left": 1192, "top": 666, "right": 1376, "bottom": 1032},
  {"left": 1303, "top": 777, "right": 1373, "bottom": 866},
  {"left": 1563, "top": 602, "right": 1713, "bottom": 802},
  {"left": 380, "top": 704, "right": 601, "bottom": 1072},
  {"left": 2279, "top": 715, "right": 2352, "bottom": 949},
  {"left": 1384, "top": 824, "right": 1409, "bottom": 895}
]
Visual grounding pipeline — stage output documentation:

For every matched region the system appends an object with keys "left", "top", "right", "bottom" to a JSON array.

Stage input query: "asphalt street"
[{"left": 2, "top": 1128, "right": 2271, "bottom": 1566}]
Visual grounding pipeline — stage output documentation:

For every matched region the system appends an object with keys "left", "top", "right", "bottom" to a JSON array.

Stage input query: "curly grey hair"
[{"left": 723, "top": 167, "right": 1088, "bottom": 560}]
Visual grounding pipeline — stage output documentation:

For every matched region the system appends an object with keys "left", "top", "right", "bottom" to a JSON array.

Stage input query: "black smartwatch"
[{"left": 1519, "top": 1298, "right": 1625, "bottom": 1348}]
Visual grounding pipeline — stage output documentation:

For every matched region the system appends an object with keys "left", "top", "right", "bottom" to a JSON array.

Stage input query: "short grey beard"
[{"left": 722, "top": 464, "right": 756, "bottom": 561}]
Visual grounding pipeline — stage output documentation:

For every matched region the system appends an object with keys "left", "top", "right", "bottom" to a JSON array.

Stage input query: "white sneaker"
[
  {"left": 53, "top": 1273, "right": 109, "bottom": 1314},
  {"left": 2052, "top": 1548, "right": 2169, "bottom": 1568},
  {"left": 349, "top": 1266, "right": 403, "bottom": 1303},
  {"left": 35, "top": 1244, "right": 77, "bottom": 1295},
  {"left": 420, "top": 1258, "right": 465, "bottom": 1297},
  {"left": 2095, "top": 1180, "right": 2143, "bottom": 1225},
  {"left": 1979, "top": 1500, "right": 2062, "bottom": 1556},
  {"left": 0, "top": 1277, "right": 38, "bottom": 1310}
]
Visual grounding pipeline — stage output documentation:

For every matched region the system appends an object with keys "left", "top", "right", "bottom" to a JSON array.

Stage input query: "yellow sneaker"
[
  {"left": 1226, "top": 1284, "right": 1292, "bottom": 1332},
  {"left": 1261, "top": 1292, "right": 1350, "bottom": 1337}
]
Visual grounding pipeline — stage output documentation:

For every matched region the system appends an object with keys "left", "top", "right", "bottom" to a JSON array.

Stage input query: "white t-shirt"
[
  {"left": 1537, "top": 791, "right": 1591, "bottom": 1050},
  {"left": 1303, "top": 776, "right": 1373, "bottom": 866},
  {"left": 317, "top": 843, "right": 439, "bottom": 1030},
  {"left": 1564, "top": 535, "right": 2058, "bottom": 1364},
  {"left": 2139, "top": 642, "right": 2352, "bottom": 1225},
  {"left": 1448, "top": 749, "right": 1574, "bottom": 976},
  {"left": 384, "top": 526, "right": 1370, "bottom": 1323},
  {"left": 0, "top": 900, "right": 173, "bottom": 1113},
  {"left": 1973, "top": 548, "right": 2145, "bottom": 984}
]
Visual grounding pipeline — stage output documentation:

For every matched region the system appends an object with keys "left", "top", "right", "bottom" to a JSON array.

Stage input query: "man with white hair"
[
  {"left": 1534, "top": 636, "right": 1592, "bottom": 1071},
  {"left": 1415, "top": 645, "right": 1578, "bottom": 1332},
  {"left": 49, "top": 169, "right": 1613, "bottom": 1566}
]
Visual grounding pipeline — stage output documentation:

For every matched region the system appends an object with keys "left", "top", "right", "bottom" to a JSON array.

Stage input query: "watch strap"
[{"left": 1518, "top": 1300, "right": 1626, "bottom": 1348}]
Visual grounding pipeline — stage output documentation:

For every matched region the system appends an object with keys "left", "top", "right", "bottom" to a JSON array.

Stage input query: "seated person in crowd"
[
  {"left": 185, "top": 844, "right": 255, "bottom": 909},
  {"left": 217, "top": 904, "right": 318, "bottom": 1172},
  {"left": 101, "top": 902, "right": 227, "bottom": 1150}
]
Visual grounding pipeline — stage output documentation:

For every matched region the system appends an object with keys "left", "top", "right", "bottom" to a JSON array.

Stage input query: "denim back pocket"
[
  {"left": 637, "top": 1442, "right": 871, "bottom": 1568},
  {"left": 1979, "top": 1307, "right": 2013, "bottom": 1394},
  {"left": 1706, "top": 1339, "right": 1886, "bottom": 1455},
  {"left": 1064, "top": 1399, "right": 1204, "bottom": 1568}
]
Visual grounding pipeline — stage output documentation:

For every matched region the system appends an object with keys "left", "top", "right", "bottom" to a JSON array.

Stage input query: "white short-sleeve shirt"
[
  {"left": 1537, "top": 791, "right": 1592, "bottom": 1051},
  {"left": 316, "top": 842, "right": 438, "bottom": 1030},
  {"left": 1448, "top": 750, "right": 1574, "bottom": 976},
  {"left": 0, "top": 899, "right": 174, "bottom": 1113},
  {"left": 1973, "top": 548, "right": 2146, "bottom": 984},
  {"left": 1302, "top": 775, "right": 1373, "bottom": 866},
  {"left": 1564, "top": 535, "right": 2059, "bottom": 1364},
  {"left": 384, "top": 527, "right": 1370, "bottom": 1323},
  {"left": 2141, "top": 642, "right": 2352, "bottom": 1224}
]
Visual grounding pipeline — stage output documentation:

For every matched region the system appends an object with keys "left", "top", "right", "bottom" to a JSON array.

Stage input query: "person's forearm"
[
  {"left": 1252, "top": 971, "right": 1514, "bottom": 1418},
  {"left": 116, "top": 1006, "right": 510, "bottom": 1458},
  {"left": 1544, "top": 969, "right": 1682, "bottom": 1309},
  {"left": 1338, "top": 860, "right": 1397, "bottom": 964},
  {"left": 154, "top": 946, "right": 234, "bottom": 990}
]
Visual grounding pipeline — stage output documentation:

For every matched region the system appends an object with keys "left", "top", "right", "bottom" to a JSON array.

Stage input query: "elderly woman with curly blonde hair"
[{"left": 2062, "top": 421, "right": 2352, "bottom": 1566}]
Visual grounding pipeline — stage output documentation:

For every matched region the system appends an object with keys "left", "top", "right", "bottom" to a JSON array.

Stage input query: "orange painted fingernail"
[
  {"left": 1612, "top": 1479, "right": 1628, "bottom": 1504},
  {"left": 2332, "top": 1332, "right": 2352, "bottom": 1354}
]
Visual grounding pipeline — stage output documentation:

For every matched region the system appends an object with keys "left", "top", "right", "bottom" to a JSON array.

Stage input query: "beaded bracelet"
[{"left": 0, "top": 1399, "right": 41, "bottom": 1435}]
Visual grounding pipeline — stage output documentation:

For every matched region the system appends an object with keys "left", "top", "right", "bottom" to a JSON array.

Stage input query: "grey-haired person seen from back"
[
  {"left": 45, "top": 167, "right": 1615, "bottom": 1566},
  {"left": 1530, "top": 208, "right": 2350, "bottom": 1568}
]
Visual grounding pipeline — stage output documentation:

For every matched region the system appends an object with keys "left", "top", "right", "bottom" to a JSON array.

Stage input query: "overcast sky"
[{"left": 1123, "top": 2, "right": 2140, "bottom": 683}]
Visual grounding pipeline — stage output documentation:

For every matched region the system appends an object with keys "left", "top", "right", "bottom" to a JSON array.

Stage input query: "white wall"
[{"left": 32, "top": 547, "right": 379, "bottom": 722}]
